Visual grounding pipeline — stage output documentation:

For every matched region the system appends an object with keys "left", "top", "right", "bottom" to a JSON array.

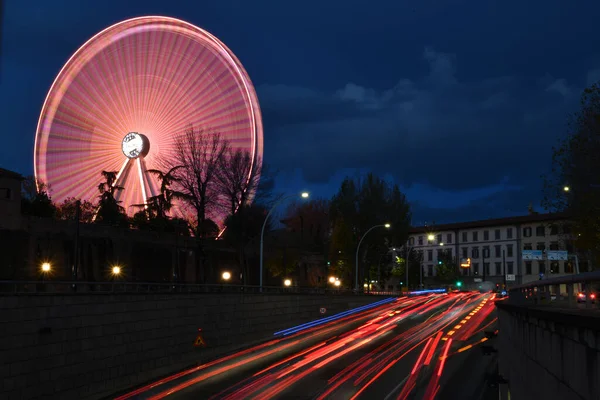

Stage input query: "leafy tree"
[
  {"left": 146, "top": 166, "right": 185, "bottom": 219},
  {"left": 284, "top": 199, "right": 331, "bottom": 249},
  {"left": 56, "top": 197, "right": 95, "bottom": 222},
  {"left": 329, "top": 173, "right": 411, "bottom": 286},
  {"left": 20, "top": 176, "right": 56, "bottom": 218},
  {"left": 223, "top": 203, "right": 272, "bottom": 284},
  {"left": 543, "top": 82, "right": 600, "bottom": 264},
  {"left": 391, "top": 248, "right": 423, "bottom": 289},
  {"left": 435, "top": 249, "right": 459, "bottom": 283},
  {"left": 95, "top": 170, "right": 128, "bottom": 227}
]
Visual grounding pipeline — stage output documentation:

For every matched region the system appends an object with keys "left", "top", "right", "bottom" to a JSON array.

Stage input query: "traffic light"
[
  {"left": 456, "top": 281, "right": 462, "bottom": 287},
  {"left": 438, "top": 261, "right": 442, "bottom": 265}
]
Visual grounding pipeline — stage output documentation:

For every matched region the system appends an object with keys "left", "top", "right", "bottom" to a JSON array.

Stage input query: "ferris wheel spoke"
[{"left": 136, "top": 158, "right": 148, "bottom": 209}]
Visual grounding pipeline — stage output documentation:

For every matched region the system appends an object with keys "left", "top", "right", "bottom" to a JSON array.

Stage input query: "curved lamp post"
[
  {"left": 355, "top": 223, "right": 391, "bottom": 291},
  {"left": 260, "top": 192, "right": 309, "bottom": 289}
]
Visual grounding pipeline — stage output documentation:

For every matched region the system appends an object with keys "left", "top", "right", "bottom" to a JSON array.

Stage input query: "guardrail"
[
  {"left": 0, "top": 280, "right": 406, "bottom": 296},
  {"left": 507, "top": 270, "right": 600, "bottom": 309}
]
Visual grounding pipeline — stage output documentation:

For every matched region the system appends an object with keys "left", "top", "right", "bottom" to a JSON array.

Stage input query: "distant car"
[{"left": 577, "top": 292, "right": 596, "bottom": 303}]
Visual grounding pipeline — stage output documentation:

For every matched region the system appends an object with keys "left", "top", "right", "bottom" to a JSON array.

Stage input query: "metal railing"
[
  {"left": 506, "top": 270, "right": 600, "bottom": 309},
  {"left": 0, "top": 280, "right": 405, "bottom": 296}
]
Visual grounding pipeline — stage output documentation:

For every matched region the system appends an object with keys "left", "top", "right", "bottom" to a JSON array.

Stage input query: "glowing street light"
[
  {"left": 355, "top": 223, "right": 391, "bottom": 291},
  {"left": 564, "top": 186, "right": 570, "bottom": 192},
  {"left": 284, "top": 279, "right": 292, "bottom": 287},
  {"left": 328, "top": 276, "right": 336, "bottom": 283},
  {"left": 427, "top": 234, "right": 435, "bottom": 241},
  {"left": 260, "top": 192, "right": 309, "bottom": 289},
  {"left": 111, "top": 266, "right": 121, "bottom": 275},
  {"left": 334, "top": 280, "right": 341, "bottom": 287},
  {"left": 41, "top": 262, "right": 51, "bottom": 272},
  {"left": 440, "top": 242, "right": 444, "bottom": 246},
  {"left": 222, "top": 271, "right": 231, "bottom": 281}
]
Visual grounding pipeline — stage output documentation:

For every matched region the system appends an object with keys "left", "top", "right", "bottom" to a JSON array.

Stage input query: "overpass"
[
  {"left": 497, "top": 271, "right": 600, "bottom": 400},
  {"left": 0, "top": 280, "right": 395, "bottom": 399}
]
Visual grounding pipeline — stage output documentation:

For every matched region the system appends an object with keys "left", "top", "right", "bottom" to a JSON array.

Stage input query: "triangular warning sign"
[{"left": 194, "top": 334, "right": 205, "bottom": 347}]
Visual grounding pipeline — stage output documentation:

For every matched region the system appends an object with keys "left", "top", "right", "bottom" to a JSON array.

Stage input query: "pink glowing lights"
[{"left": 34, "top": 16, "right": 263, "bottom": 227}]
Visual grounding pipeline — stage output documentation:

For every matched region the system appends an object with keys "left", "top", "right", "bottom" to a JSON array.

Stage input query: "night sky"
[{"left": 2, "top": 0, "right": 600, "bottom": 224}]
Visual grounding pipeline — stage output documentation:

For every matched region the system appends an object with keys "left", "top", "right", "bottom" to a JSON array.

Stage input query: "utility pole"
[
  {"left": 502, "top": 249, "right": 507, "bottom": 289},
  {"left": 482, "top": 247, "right": 487, "bottom": 282}
]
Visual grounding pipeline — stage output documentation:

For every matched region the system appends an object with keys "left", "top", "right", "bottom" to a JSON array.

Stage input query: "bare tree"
[
  {"left": 216, "top": 148, "right": 262, "bottom": 214},
  {"left": 172, "top": 125, "right": 228, "bottom": 283}
]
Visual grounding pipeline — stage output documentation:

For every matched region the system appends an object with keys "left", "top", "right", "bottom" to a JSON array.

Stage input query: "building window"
[
  {"left": 549, "top": 241, "right": 559, "bottom": 250},
  {"left": 417, "top": 250, "right": 423, "bottom": 261},
  {"left": 472, "top": 247, "right": 479, "bottom": 258},
  {"left": 436, "top": 249, "right": 443, "bottom": 260},
  {"left": 483, "top": 230, "right": 489, "bottom": 240},
  {"left": 550, "top": 261, "right": 559, "bottom": 274},
  {"left": 462, "top": 232, "right": 467, "bottom": 242},
  {"left": 562, "top": 224, "right": 571, "bottom": 234},
  {"left": 473, "top": 262, "right": 479, "bottom": 275},
  {"left": 539, "top": 261, "right": 546, "bottom": 274},
  {"left": 446, "top": 233, "right": 452, "bottom": 244},
  {"left": 507, "top": 262, "right": 514, "bottom": 274},
  {"left": 565, "top": 261, "right": 574, "bottom": 273},
  {"left": 495, "top": 262, "right": 501, "bottom": 275},
  {"left": 482, "top": 246, "right": 490, "bottom": 258},
  {"left": 523, "top": 242, "right": 532, "bottom": 250},
  {"left": 525, "top": 262, "right": 532, "bottom": 275},
  {"left": 472, "top": 231, "right": 478, "bottom": 241},
  {"left": 484, "top": 262, "right": 490, "bottom": 276},
  {"left": 550, "top": 225, "right": 558, "bottom": 235},
  {"left": 495, "top": 245, "right": 501, "bottom": 257},
  {"left": 437, "top": 234, "right": 442, "bottom": 244},
  {"left": 427, "top": 250, "right": 433, "bottom": 261},
  {"left": 3, "top": 188, "right": 11, "bottom": 199},
  {"left": 409, "top": 237, "right": 415, "bottom": 246},
  {"left": 495, "top": 229, "right": 501, "bottom": 240},
  {"left": 507, "top": 228, "right": 513, "bottom": 239},
  {"left": 428, "top": 265, "right": 433, "bottom": 276},
  {"left": 506, "top": 244, "right": 513, "bottom": 257},
  {"left": 462, "top": 247, "right": 468, "bottom": 258},
  {"left": 418, "top": 236, "right": 423, "bottom": 245},
  {"left": 536, "top": 226, "right": 545, "bottom": 237},
  {"left": 536, "top": 242, "right": 545, "bottom": 251},
  {"left": 523, "top": 227, "right": 532, "bottom": 237}
]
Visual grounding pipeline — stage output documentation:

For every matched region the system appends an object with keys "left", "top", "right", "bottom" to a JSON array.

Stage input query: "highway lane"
[{"left": 116, "top": 291, "right": 498, "bottom": 400}]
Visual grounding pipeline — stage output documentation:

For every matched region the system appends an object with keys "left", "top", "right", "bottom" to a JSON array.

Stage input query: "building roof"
[
  {"left": 408, "top": 212, "right": 570, "bottom": 234},
  {"left": 0, "top": 168, "right": 24, "bottom": 180}
]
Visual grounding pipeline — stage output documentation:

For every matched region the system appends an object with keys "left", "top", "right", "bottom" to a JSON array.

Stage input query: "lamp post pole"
[
  {"left": 260, "top": 192, "right": 309, "bottom": 290},
  {"left": 355, "top": 224, "right": 390, "bottom": 291}
]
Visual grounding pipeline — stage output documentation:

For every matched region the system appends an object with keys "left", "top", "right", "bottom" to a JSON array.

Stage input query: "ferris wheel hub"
[{"left": 121, "top": 132, "right": 150, "bottom": 159}]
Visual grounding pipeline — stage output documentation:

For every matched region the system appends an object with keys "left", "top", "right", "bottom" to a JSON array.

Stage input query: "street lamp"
[
  {"left": 222, "top": 271, "right": 231, "bottom": 281},
  {"left": 334, "top": 280, "right": 341, "bottom": 287},
  {"left": 284, "top": 279, "right": 292, "bottom": 287},
  {"left": 329, "top": 276, "right": 336, "bottom": 283},
  {"left": 111, "top": 266, "right": 121, "bottom": 276},
  {"left": 427, "top": 234, "right": 435, "bottom": 241},
  {"left": 355, "top": 223, "right": 391, "bottom": 291},
  {"left": 260, "top": 192, "right": 309, "bottom": 289},
  {"left": 41, "top": 262, "right": 51, "bottom": 272},
  {"left": 564, "top": 186, "right": 570, "bottom": 192}
]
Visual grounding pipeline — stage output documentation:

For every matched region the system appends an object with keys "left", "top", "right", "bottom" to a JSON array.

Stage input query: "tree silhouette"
[{"left": 95, "top": 171, "right": 128, "bottom": 226}]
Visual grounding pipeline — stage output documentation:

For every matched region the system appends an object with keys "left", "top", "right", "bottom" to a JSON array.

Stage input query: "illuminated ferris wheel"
[{"left": 34, "top": 16, "right": 263, "bottom": 227}]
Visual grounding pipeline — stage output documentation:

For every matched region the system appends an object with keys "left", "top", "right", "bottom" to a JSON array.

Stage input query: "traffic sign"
[
  {"left": 547, "top": 251, "right": 568, "bottom": 261},
  {"left": 320, "top": 307, "right": 327, "bottom": 314},
  {"left": 194, "top": 329, "right": 206, "bottom": 347},
  {"left": 506, "top": 274, "right": 515, "bottom": 281}
]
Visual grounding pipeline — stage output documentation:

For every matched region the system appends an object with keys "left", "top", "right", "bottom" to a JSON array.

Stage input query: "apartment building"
[{"left": 407, "top": 212, "right": 574, "bottom": 286}]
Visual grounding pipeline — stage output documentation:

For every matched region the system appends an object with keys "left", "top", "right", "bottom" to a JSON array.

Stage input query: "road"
[{"left": 116, "top": 291, "right": 500, "bottom": 400}]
